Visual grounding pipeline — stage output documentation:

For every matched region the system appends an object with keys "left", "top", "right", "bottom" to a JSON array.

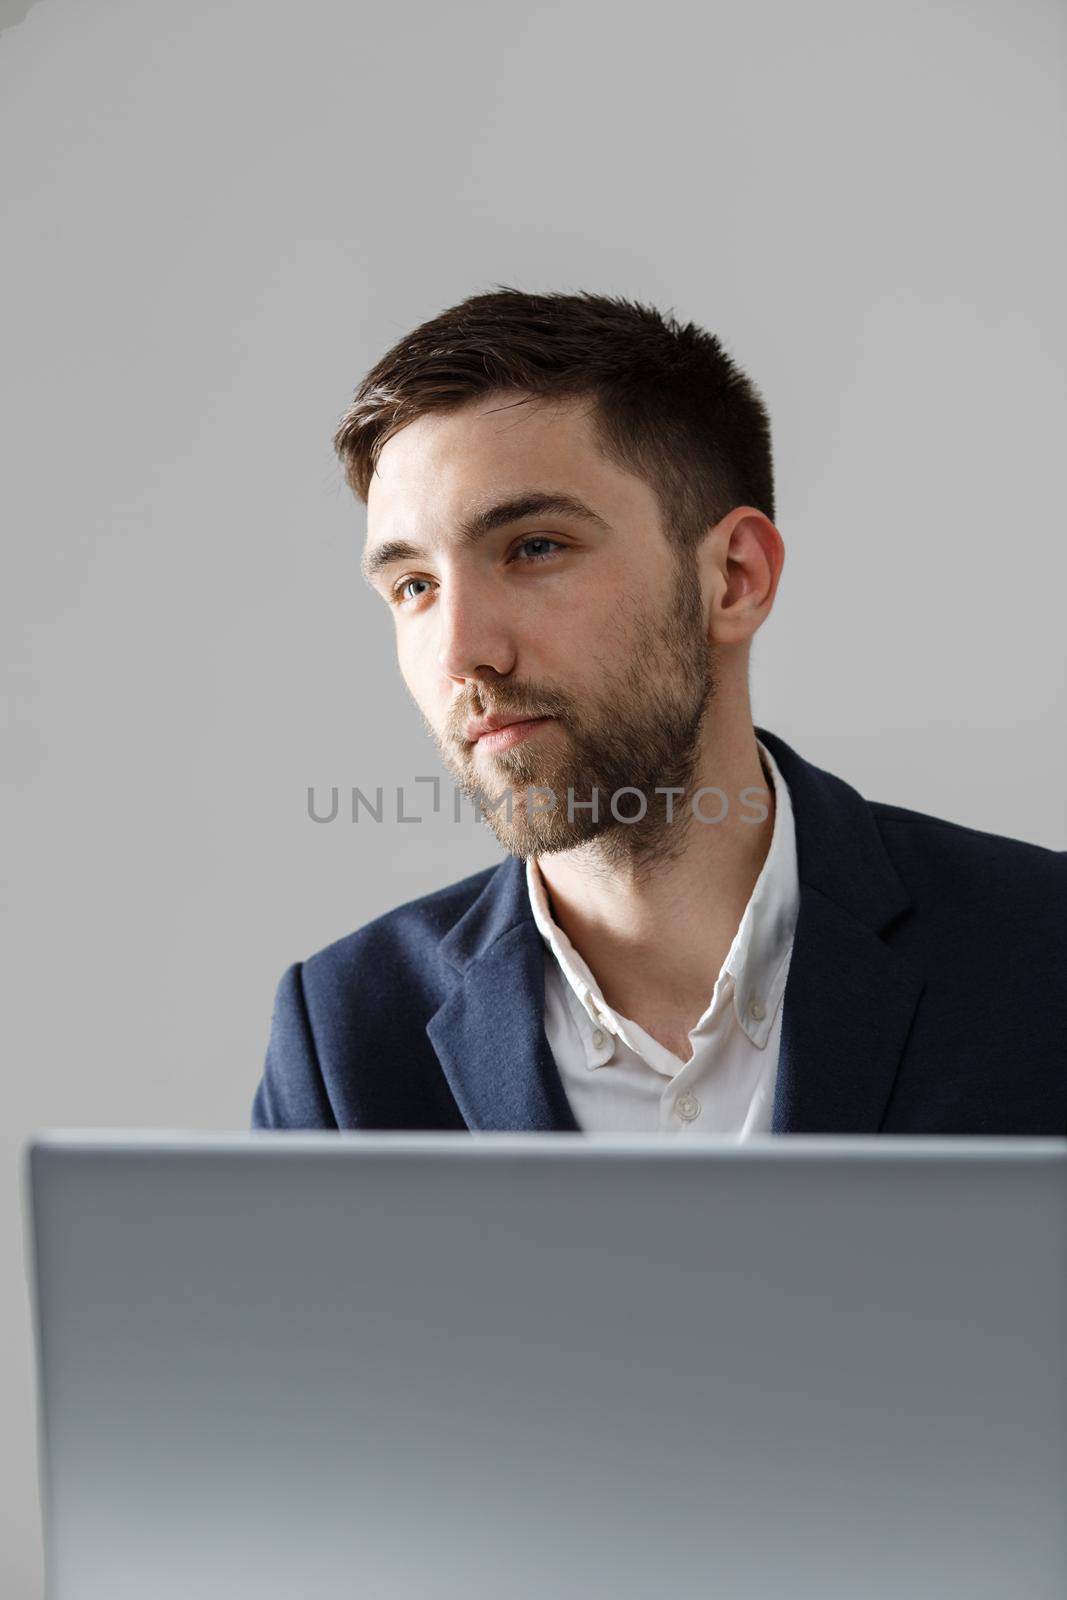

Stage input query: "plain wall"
[{"left": 2, "top": 0, "right": 1064, "bottom": 1588}]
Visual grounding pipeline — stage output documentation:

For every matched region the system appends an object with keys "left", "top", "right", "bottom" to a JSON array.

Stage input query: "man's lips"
[{"left": 465, "top": 715, "right": 554, "bottom": 752}]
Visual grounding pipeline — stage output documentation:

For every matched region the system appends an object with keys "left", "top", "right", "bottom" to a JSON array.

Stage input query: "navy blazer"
[{"left": 252, "top": 727, "right": 1067, "bottom": 1135}]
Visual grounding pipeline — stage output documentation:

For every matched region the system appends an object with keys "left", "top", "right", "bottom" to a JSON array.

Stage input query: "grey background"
[{"left": 3, "top": 0, "right": 1064, "bottom": 1589}]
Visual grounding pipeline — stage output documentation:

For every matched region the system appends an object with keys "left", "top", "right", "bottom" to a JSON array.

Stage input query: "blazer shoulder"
[
  {"left": 255, "top": 865, "right": 504, "bottom": 1131},
  {"left": 300, "top": 860, "right": 502, "bottom": 994},
  {"left": 869, "top": 798, "right": 1063, "bottom": 859},
  {"left": 868, "top": 799, "right": 1066, "bottom": 928}
]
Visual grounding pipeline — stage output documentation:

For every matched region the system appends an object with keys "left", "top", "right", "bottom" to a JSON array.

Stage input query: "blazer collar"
[{"left": 427, "top": 727, "right": 924, "bottom": 1133}]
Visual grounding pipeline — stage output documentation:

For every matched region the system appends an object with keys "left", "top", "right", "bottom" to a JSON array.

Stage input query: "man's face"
[{"left": 363, "top": 392, "right": 716, "bottom": 862}]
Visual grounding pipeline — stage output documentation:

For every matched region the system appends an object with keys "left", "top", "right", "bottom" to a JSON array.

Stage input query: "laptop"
[{"left": 23, "top": 1131, "right": 1067, "bottom": 1599}]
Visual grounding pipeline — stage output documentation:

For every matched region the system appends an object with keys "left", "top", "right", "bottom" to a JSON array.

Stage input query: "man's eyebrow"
[{"left": 360, "top": 492, "right": 611, "bottom": 585}]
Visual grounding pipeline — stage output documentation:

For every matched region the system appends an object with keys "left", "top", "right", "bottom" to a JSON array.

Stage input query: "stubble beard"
[{"left": 432, "top": 555, "right": 716, "bottom": 876}]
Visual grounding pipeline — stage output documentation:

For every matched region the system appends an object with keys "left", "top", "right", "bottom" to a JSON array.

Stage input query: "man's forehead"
[{"left": 366, "top": 393, "right": 608, "bottom": 523}]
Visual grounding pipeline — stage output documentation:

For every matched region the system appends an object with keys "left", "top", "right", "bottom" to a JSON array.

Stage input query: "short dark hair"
[{"left": 332, "top": 287, "right": 775, "bottom": 549}]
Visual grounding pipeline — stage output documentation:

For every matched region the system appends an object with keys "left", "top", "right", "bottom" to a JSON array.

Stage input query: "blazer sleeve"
[{"left": 251, "top": 961, "right": 339, "bottom": 1130}]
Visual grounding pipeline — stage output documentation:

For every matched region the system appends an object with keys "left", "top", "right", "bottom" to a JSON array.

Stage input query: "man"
[{"left": 252, "top": 288, "right": 1066, "bottom": 1135}]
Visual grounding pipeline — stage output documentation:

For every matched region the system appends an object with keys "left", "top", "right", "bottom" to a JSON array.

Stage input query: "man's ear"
[{"left": 707, "top": 507, "right": 784, "bottom": 648}]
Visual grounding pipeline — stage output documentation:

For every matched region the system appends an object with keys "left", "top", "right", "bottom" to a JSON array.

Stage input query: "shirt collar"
[
  {"left": 526, "top": 853, "right": 612, "bottom": 1036},
  {"left": 525, "top": 736, "right": 800, "bottom": 1051}
]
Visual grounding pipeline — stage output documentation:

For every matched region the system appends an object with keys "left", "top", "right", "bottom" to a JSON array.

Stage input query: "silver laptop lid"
[{"left": 24, "top": 1132, "right": 1067, "bottom": 1600}]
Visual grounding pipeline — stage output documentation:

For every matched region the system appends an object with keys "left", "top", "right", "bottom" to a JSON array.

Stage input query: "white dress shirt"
[{"left": 526, "top": 738, "right": 799, "bottom": 1137}]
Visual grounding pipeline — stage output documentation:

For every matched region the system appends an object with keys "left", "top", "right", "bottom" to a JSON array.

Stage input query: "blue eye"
[
  {"left": 514, "top": 537, "right": 561, "bottom": 562},
  {"left": 390, "top": 572, "right": 431, "bottom": 601}
]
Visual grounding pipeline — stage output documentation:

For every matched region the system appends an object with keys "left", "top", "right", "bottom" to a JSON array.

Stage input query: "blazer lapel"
[
  {"left": 756, "top": 728, "right": 926, "bottom": 1133},
  {"left": 426, "top": 856, "right": 580, "bottom": 1132},
  {"left": 770, "top": 884, "right": 925, "bottom": 1132}
]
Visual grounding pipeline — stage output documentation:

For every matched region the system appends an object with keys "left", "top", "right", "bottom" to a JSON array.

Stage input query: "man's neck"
[{"left": 532, "top": 721, "right": 775, "bottom": 1038}]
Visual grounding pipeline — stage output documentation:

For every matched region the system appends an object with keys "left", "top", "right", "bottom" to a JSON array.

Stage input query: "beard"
[{"left": 424, "top": 553, "right": 716, "bottom": 873}]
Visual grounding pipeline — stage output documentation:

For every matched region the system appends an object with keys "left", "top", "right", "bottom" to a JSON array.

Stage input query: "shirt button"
[
  {"left": 675, "top": 1092, "right": 701, "bottom": 1122},
  {"left": 591, "top": 1027, "right": 607, "bottom": 1049},
  {"left": 748, "top": 997, "right": 765, "bottom": 1021}
]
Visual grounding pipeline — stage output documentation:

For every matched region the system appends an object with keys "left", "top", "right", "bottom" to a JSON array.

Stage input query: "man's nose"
[{"left": 434, "top": 577, "right": 518, "bottom": 683}]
